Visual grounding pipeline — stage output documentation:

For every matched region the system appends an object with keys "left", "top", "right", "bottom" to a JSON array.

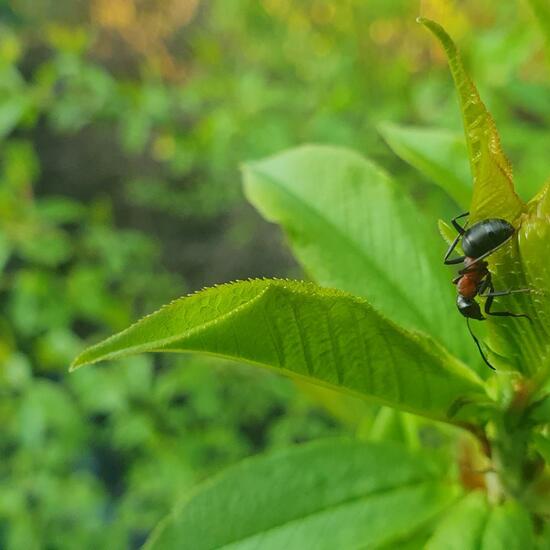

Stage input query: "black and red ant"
[{"left": 444, "top": 212, "right": 530, "bottom": 370}]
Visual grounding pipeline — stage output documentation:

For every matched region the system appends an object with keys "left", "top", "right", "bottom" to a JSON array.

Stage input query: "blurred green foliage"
[{"left": 1, "top": 0, "right": 549, "bottom": 547}]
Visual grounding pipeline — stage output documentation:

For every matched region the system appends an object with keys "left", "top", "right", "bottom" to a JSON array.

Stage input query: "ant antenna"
[{"left": 466, "top": 318, "right": 496, "bottom": 371}]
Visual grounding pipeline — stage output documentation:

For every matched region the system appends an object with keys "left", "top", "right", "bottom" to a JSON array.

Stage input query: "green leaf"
[
  {"left": 71, "top": 279, "right": 487, "bottom": 421},
  {"left": 379, "top": 531, "right": 432, "bottom": 550},
  {"left": 438, "top": 219, "right": 458, "bottom": 248},
  {"left": 418, "top": 18, "right": 525, "bottom": 224},
  {"left": 511, "top": 184, "right": 550, "bottom": 377},
  {"left": 528, "top": 0, "right": 550, "bottom": 60},
  {"left": 379, "top": 123, "right": 471, "bottom": 209},
  {"left": 0, "top": 95, "right": 28, "bottom": 140},
  {"left": 530, "top": 394, "right": 550, "bottom": 425},
  {"left": 483, "top": 183, "right": 550, "bottom": 376},
  {"left": 537, "top": 523, "right": 550, "bottom": 550},
  {"left": 369, "top": 407, "right": 420, "bottom": 450},
  {"left": 293, "top": 381, "right": 374, "bottom": 431},
  {"left": 420, "top": 18, "right": 549, "bottom": 376},
  {"left": 426, "top": 492, "right": 535, "bottom": 549},
  {"left": 481, "top": 500, "right": 536, "bottom": 549},
  {"left": 534, "top": 433, "right": 550, "bottom": 464},
  {"left": 0, "top": 232, "right": 11, "bottom": 275},
  {"left": 145, "top": 438, "right": 460, "bottom": 550},
  {"left": 427, "top": 492, "right": 490, "bottom": 549},
  {"left": 243, "top": 145, "right": 475, "bottom": 364}
]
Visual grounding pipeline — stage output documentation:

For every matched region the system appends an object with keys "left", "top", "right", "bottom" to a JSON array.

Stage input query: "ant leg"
[
  {"left": 466, "top": 318, "right": 495, "bottom": 370},
  {"left": 451, "top": 211, "right": 469, "bottom": 234},
  {"left": 485, "top": 296, "right": 532, "bottom": 321},
  {"left": 482, "top": 289, "right": 531, "bottom": 298},
  {"left": 476, "top": 273, "right": 491, "bottom": 296},
  {"left": 482, "top": 280, "right": 532, "bottom": 322},
  {"left": 478, "top": 275, "right": 530, "bottom": 300},
  {"left": 444, "top": 233, "right": 466, "bottom": 265},
  {"left": 444, "top": 212, "right": 469, "bottom": 265}
]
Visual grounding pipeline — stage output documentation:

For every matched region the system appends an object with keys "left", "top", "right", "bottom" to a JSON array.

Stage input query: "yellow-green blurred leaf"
[
  {"left": 380, "top": 122, "right": 471, "bottom": 209},
  {"left": 438, "top": 219, "right": 458, "bottom": 248},
  {"left": 146, "top": 439, "right": 460, "bottom": 550},
  {"left": 426, "top": 492, "right": 535, "bottom": 549},
  {"left": 528, "top": 0, "right": 550, "bottom": 61}
]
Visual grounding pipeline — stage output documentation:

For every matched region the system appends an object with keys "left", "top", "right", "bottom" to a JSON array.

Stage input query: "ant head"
[{"left": 456, "top": 295, "right": 484, "bottom": 320}]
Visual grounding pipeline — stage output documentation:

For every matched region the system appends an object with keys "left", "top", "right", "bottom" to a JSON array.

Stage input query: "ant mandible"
[{"left": 444, "top": 211, "right": 530, "bottom": 370}]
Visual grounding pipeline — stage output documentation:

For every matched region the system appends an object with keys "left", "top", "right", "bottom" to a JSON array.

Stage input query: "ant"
[{"left": 444, "top": 212, "right": 530, "bottom": 370}]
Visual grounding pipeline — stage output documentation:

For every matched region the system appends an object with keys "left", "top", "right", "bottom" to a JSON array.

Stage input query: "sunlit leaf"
[
  {"left": 514, "top": 184, "right": 550, "bottom": 376},
  {"left": 533, "top": 433, "right": 550, "bottom": 464},
  {"left": 420, "top": 19, "right": 549, "bottom": 376},
  {"left": 294, "top": 381, "right": 374, "bottom": 431},
  {"left": 243, "top": 145, "right": 475, "bottom": 365},
  {"left": 71, "top": 279, "right": 488, "bottom": 421},
  {"left": 426, "top": 492, "right": 535, "bottom": 549},
  {"left": 486, "top": 183, "right": 550, "bottom": 376},
  {"left": 530, "top": 393, "right": 550, "bottom": 425},
  {"left": 0, "top": 95, "right": 28, "bottom": 140},
  {"left": 0, "top": 232, "right": 11, "bottom": 275},
  {"left": 528, "top": 0, "right": 550, "bottom": 60},
  {"left": 482, "top": 500, "right": 536, "bottom": 548},
  {"left": 379, "top": 123, "right": 471, "bottom": 209},
  {"left": 369, "top": 407, "right": 420, "bottom": 450},
  {"left": 145, "top": 439, "right": 460, "bottom": 550},
  {"left": 418, "top": 18, "right": 525, "bottom": 224},
  {"left": 438, "top": 219, "right": 458, "bottom": 248}
]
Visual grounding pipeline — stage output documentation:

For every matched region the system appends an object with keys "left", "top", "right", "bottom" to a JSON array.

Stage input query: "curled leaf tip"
[
  {"left": 69, "top": 355, "right": 89, "bottom": 371},
  {"left": 420, "top": 16, "right": 523, "bottom": 223},
  {"left": 416, "top": 17, "right": 440, "bottom": 30},
  {"left": 418, "top": 18, "right": 457, "bottom": 54}
]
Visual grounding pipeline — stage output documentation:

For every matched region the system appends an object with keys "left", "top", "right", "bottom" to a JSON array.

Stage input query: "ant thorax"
[
  {"left": 457, "top": 258, "right": 489, "bottom": 299},
  {"left": 463, "top": 257, "right": 488, "bottom": 271},
  {"left": 458, "top": 273, "right": 479, "bottom": 299}
]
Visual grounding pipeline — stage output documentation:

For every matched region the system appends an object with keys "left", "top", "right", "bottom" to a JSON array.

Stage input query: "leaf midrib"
[{"left": 207, "top": 478, "right": 452, "bottom": 549}]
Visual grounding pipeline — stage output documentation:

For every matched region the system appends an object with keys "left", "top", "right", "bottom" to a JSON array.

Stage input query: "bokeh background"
[{"left": 1, "top": 0, "right": 549, "bottom": 548}]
